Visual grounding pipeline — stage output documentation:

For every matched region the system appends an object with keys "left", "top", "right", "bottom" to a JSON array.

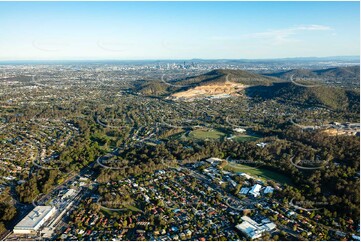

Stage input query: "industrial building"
[{"left": 13, "top": 206, "right": 56, "bottom": 234}]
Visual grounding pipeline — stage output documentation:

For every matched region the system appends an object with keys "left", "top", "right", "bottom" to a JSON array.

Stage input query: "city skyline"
[{"left": 0, "top": 1, "right": 359, "bottom": 60}]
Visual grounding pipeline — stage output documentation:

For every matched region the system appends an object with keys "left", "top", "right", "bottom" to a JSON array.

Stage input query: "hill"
[
  {"left": 174, "top": 69, "right": 280, "bottom": 86},
  {"left": 132, "top": 69, "right": 281, "bottom": 98},
  {"left": 131, "top": 68, "right": 359, "bottom": 112},
  {"left": 133, "top": 80, "right": 169, "bottom": 96},
  {"left": 246, "top": 82, "right": 360, "bottom": 111},
  {"left": 314, "top": 66, "right": 360, "bottom": 79},
  {"left": 265, "top": 66, "right": 360, "bottom": 85},
  {"left": 168, "top": 69, "right": 281, "bottom": 99}
]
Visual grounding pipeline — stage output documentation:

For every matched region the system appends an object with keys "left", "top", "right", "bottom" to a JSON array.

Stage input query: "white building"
[
  {"left": 287, "top": 211, "right": 296, "bottom": 217},
  {"left": 229, "top": 179, "right": 237, "bottom": 188},
  {"left": 236, "top": 216, "right": 276, "bottom": 240},
  {"left": 256, "top": 142, "right": 267, "bottom": 148},
  {"left": 238, "top": 172, "right": 253, "bottom": 180},
  {"left": 155, "top": 170, "right": 165, "bottom": 175},
  {"left": 352, "top": 235, "right": 360, "bottom": 241},
  {"left": 206, "top": 157, "right": 222, "bottom": 165},
  {"left": 13, "top": 206, "right": 56, "bottom": 234},
  {"left": 233, "top": 128, "right": 246, "bottom": 133},
  {"left": 62, "top": 189, "right": 76, "bottom": 200},
  {"left": 240, "top": 187, "right": 250, "bottom": 195},
  {"left": 264, "top": 186, "right": 274, "bottom": 194},
  {"left": 79, "top": 177, "right": 88, "bottom": 182},
  {"left": 249, "top": 184, "right": 262, "bottom": 197},
  {"left": 144, "top": 194, "right": 150, "bottom": 203}
]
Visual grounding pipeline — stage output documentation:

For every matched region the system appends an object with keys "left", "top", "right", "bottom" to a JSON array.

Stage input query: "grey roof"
[{"left": 14, "top": 206, "right": 55, "bottom": 230}]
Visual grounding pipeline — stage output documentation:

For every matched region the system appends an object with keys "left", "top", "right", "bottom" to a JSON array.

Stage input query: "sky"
[{"left": 0, "top": 1, "right": 359, "bottom": 60}]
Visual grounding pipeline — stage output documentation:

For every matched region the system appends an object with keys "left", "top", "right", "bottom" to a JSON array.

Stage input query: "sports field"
[
  {"left": 232, "top": 134, "right": 259, "bottom": 142},
  {"left": 224, "top": 162, "right": 293, "bottom": 185},
  {"left": 188, "top": 129, "right": 226, "bottom": 140}
]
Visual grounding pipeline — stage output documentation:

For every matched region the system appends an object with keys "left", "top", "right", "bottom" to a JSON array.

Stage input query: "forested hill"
[
  {"left": 246, "top": 82, "right": 360, "bottom": 111},
  {"left": 265, "top": 66, "right": 360, "bottom": 85},
  {"left": 132, "top": 69, "right": 282, "bottom": 96},
  {"left": 132, "top": 68, "right": 359, "bottom": 112}
]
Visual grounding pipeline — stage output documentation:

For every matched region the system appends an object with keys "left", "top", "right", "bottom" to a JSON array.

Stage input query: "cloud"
[
  {"left": 244, "top": 25, "right": 333, "bottom": 45},
  {"left": 296, "top": 25, "right": 332, "bottom": 31},
  {"left": 211, "top": 24, "right": 333, "bottom": 45}
]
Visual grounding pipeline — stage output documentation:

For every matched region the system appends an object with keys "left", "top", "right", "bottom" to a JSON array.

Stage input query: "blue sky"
[{"left": 0, "top": 1, "right": 359, "bottom": 60}]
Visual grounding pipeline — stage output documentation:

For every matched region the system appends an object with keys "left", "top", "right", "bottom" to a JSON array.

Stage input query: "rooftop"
[
  {"left": 236, "top": 216, "right": 277, "bottom": 240},
  {"left": 14, "top": 206, "right": 55, "bottom": 230}
]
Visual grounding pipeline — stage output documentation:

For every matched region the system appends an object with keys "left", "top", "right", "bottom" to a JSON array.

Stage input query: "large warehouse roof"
[{"left": 14, "top": 206, "right": 55, "bottom": 230}]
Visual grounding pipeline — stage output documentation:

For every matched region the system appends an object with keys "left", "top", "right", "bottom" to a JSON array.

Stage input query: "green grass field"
[
  {"left": 123, "top": 204, "right": 143, "bottom": 213},
  {"left": 188, "top": 129, "right": 226, "bottom": 140},
  {"left": 232, "top": 134, "right": 259, "bottom": 142},
  {"left": 224, "top": 162, "right": 293, "bottom": 185},
  {"left": 100, "top": 207, "right": 121, "bottom": 216}
]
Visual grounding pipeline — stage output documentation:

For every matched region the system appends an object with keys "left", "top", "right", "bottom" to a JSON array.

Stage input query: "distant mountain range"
[
  {"left": 265, "top": 66, "right": 360, "bottom": 84},
  {"left": 133, "top": 67, "right": 360, "bottom": 111},
  {"left": 0, "top": 56, "right": 359, "bottom": 65}
]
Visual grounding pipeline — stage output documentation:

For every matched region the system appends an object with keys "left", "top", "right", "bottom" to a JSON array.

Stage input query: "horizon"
[
  {"left": 0, "top": 1, "right": 359, "bottom": 60},
  {"left": 0, "top": 55, "right": 359, "bottom": 63}
]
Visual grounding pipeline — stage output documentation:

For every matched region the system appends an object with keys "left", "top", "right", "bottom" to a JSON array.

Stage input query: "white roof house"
[
  {"left": 287, "top": 211, "right": 296, "bottom": 217},
  {"left": 206, "top": 157, "right": 222, "bottom": 164},
  {"left": 256, "top": 142, "right": 267, "bottom": 148},
  {"left": 229, "top": 179, "right": 237, "bottom": 187},
  {"left": 13, "top": 206, "right": 56, "bottom": 234},
  {"left": 143, "top": 194, "right": 150, "bottom": 203},
  {"left": 249, "top": 184, "right": 262, "bottom": 197}
]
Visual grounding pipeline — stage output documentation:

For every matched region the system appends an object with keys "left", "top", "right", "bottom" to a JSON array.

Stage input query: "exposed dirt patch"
[
  {"left": 321, "top": 128, "right": 358, "bottom": 136},
  {"left": 171, "top": 81, "right": 247, "bottom": 99}
]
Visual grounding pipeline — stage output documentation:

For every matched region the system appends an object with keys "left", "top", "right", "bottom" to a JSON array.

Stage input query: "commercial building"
[
  {"left": 240, "top": 187, "right": 250, "bottom": 195},
  {"left": 236, "top": 216, "right": 276, "bottom": 240},
  {"left": 249, "top": 184, "right": 262, "bottom": 197},
  {"left": 61, "top": 188, "right": 76, "bottom": 200},
  {"left": 13, "top": 206, "right": 56, "bottom": 234},
  {"left": 264, "top": 186, "right": 274, "bottom": 194}
]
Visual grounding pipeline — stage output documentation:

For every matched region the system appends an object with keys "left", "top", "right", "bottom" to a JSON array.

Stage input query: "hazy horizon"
[
  {"left": 0, "top": 1, "right": 359, "bottom": 61},
  {"left": 0, "top": 55, "right": 359, "bottom": 63}
]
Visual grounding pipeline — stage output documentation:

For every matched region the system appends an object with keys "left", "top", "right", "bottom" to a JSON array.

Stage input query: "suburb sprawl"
[{"left": 0, "top": 59, "right": 359, "bottom": 241}]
